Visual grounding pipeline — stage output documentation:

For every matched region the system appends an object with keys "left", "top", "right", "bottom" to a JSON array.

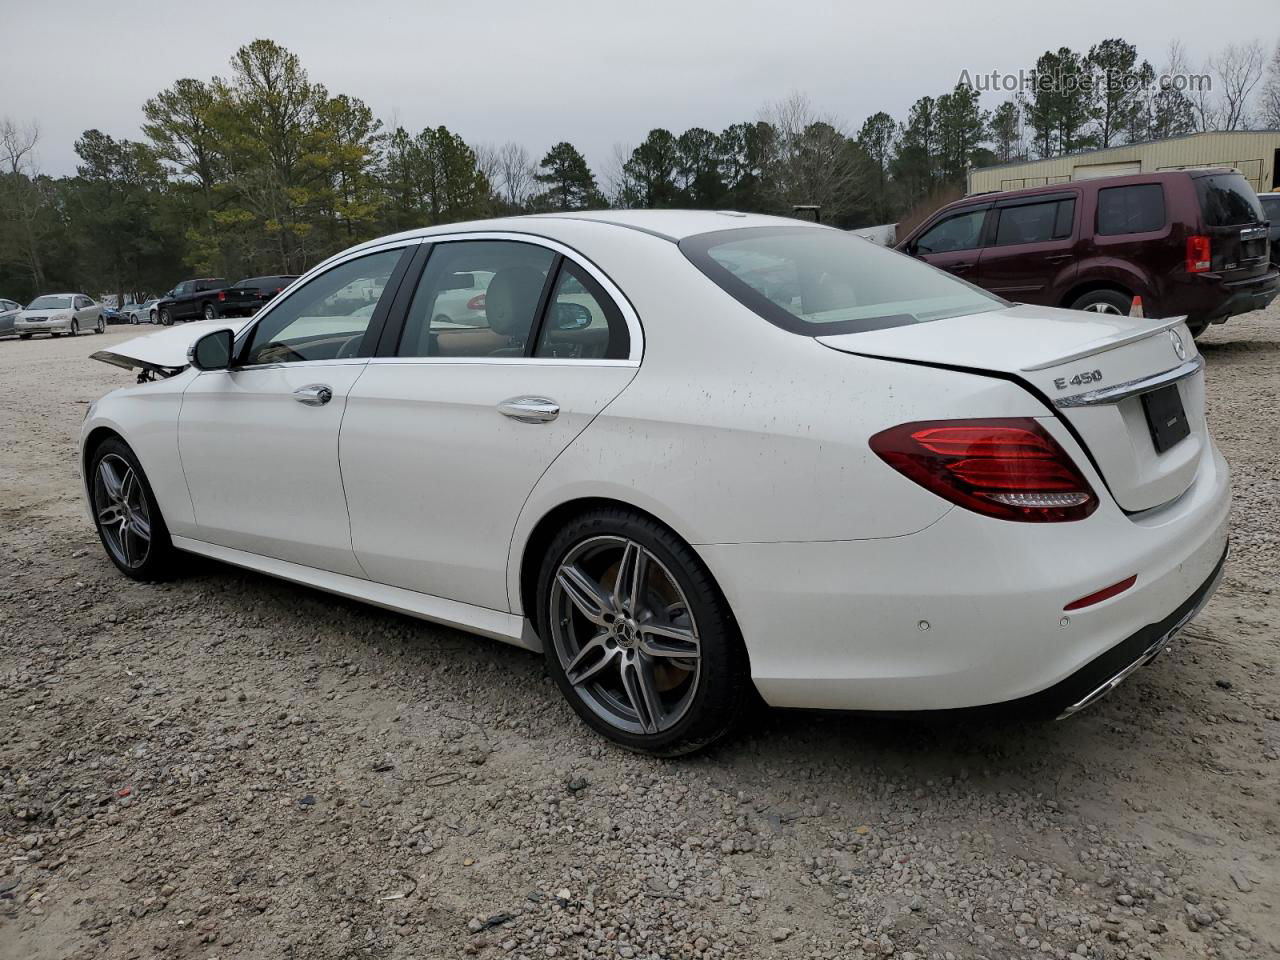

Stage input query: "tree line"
[{"left": 2, "top": 36, "right": 1278, "bottom": 304}]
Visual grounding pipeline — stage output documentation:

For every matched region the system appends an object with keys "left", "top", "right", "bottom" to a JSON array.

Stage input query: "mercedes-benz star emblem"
[{"left": 1169, "top": 329, "right": 1187, "bottom": 361}]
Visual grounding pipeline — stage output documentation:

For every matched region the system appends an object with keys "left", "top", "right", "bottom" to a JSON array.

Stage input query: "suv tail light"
[
  {"left": 217, "top": 290, "right": 226, "bottom": 301},
  {"left": 869, "top": 419, "right": 1098, "bottom": 522},
  {"left": 466, "top": 294, "right": 487, "bottom": 311},
  {"left": 1186, "top": 235, "right": 1211, "bottom": 273}
]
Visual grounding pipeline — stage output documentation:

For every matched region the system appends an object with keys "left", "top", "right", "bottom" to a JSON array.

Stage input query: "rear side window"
[
  {"left": 1195, "top": 173, "right": 1265, "bottom": 226},
  {"left": 993, "top": 198, "right": 1076, "bottom": 246},
  {"left": 681, "top": 226, "right": 1004, "bottom": 337},
  {"left": 1096, "top": 184, "right": 1166, "bottom": 235},
  {"left": 1261, "top": 196, "right": 1280, "bottom": 221}
]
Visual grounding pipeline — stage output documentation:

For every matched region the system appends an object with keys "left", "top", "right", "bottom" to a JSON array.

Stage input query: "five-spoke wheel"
[{"left": 88, "top": 438, "right": 175, "bottom": 580}]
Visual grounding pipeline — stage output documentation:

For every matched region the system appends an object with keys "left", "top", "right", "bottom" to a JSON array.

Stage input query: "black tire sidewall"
[
  {"left": 534, "top": 508, "right": 750, "bottom": 756},
  {"left": 88, "top": 437, "right": 176, "bottom": 581}
]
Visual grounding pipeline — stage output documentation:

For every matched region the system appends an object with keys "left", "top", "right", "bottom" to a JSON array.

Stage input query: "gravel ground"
[{"left": 1, "top": 310, "right": 1277, "bottom": 960}]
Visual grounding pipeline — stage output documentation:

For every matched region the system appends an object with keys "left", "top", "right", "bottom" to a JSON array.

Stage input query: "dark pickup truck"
[{"left": 156, "top": 278, "right": 260, "bottom": 325}]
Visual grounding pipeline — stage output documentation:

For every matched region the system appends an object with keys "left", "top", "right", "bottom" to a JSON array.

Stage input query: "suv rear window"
[
  {"left": 1195, "top": 173, "right": 1265, "bottom": 226},
  {"left": 680, "top": 226, "right": 1004, "bottom": 336},
  {"left": 1097, "top": 184, "right": 1165, "bottom": 235}
]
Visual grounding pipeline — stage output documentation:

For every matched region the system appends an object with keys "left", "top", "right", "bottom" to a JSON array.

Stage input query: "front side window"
[
  {"left": 915, "top": 209, "right": 987, "bottom": 253},
  {"left": 682, "top": 226, "right": 1004, "bottom": 337},
  {"left": 398, "top": 241, "right": 555, "bottom": 358},
  {"left": 994, "top": 198, "right": 1075, "bottom": 246},
  {"left": 241, "top": 248, "right": 404, "bottom": 366},
  {"left": 1096, "top": 184, "right": 1166, "bottom": 235}
]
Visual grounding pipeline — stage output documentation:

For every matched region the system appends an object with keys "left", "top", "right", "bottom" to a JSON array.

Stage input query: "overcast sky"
[{"left": 4, "top": 0, "right": 1267, "bottom": 179}]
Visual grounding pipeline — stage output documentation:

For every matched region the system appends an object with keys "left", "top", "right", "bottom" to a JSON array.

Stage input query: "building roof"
[{"left": 972, "top": 129, "right": 1280, "bottom": 174}]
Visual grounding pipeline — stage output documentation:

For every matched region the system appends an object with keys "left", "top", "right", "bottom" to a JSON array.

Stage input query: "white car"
[
  {"left": 16, "top": 293, "right": 105, "bottom": 338},
  {"left": 78, "top": 212, "right": 1230, "bottom": 755},
  {"left": 0, "top": 298, "right": 23, "bottom": 337},
  {"left": 123, "top": 298, "right": 162, "bottom": 324}
]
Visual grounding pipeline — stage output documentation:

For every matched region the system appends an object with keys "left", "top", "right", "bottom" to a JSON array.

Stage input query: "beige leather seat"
[{"left": 483, "top": 265, "right": 546, "bottom": 356}]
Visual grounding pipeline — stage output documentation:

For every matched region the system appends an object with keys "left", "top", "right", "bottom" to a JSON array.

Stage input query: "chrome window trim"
[
  {"left": 364, "top": 356, "right": 639, "bottom": 368},
  {"left": 390, "top": 230, "right": 645, "bottom": 363},
  {"left": 1053, "top": 355, "right": 1204, "bottom": 408},
  {"left": 232, "top": 238, "right": 426, "bottom": 355}
]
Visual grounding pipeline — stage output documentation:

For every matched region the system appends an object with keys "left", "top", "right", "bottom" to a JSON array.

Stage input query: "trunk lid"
[
  {"left": 90, "top": 317, "right": 255, "bottom": 375},
  {"left": 818, "top": 303, "right": 1205, "bottom": 512}
]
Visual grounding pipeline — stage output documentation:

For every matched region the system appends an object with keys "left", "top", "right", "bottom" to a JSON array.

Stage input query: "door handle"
[
  {"left": 498, "top": 396, "right": 560, "bottom": 423},
  {"left": 293, "top": 384, "right": 333, "bottom": 406},
  {"left": 1045, "top": 253, "right": 1073, "bottom": 262},
  {"left": 950, "top": 262, "right": 972, "bottom": 271}
]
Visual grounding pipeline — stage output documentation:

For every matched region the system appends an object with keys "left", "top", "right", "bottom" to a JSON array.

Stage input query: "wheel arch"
[{"left": 514, "top": 496, "right": 744, "bottom": 664}]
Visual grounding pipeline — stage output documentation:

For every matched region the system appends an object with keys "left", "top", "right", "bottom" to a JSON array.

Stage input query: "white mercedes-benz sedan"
[{"left": 80, "top": 211, "right": 1230, "bottom": 755}]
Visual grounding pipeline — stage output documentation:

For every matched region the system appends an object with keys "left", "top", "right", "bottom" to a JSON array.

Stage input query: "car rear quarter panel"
[{"left": 505, "top": 224, "right": 1057, "bottom": 613}]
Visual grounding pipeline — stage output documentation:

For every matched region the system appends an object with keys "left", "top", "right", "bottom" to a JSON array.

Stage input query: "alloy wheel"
[
  {"left": 549, "top": 536, "right": 701, "bottom": 735},
  {"left": 93, "top": 454, "right": 152, "bottom": 569},
  {"left": 1083, "top": 302, "right": 1123, "bottom": 314}
]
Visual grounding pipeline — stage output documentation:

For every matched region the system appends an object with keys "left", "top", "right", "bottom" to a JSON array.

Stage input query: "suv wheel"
[
  {"left": 159, "top": 308, "right": 173, "bottom": 326},
  {"left": 1070, "top": 289, "right": 1132, "bottom": 315},
  {"left": 203, "top": 302, "right": 217, "bottom": 320},
  {"left": 536, "top": 508, "right": 752, "bottom": 756}
]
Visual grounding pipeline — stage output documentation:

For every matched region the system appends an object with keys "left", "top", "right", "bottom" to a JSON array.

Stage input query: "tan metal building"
[{"left": 968, "top": 131, "right": 1280, "bottom": 195}]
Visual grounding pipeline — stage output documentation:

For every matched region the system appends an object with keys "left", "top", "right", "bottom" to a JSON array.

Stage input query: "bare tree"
[
  {"left": 602, "top": 142, "right": 636, "bottom": 208},
  {"left": 0, "top": 117, "right": 48, "bottom": 290},
  {"left": 496, "top": 141, "right": 537, "bottom": 209},
  {"left": 763, "top": 92, "right": 866, "bottom": 222},
  {"left": 1258, "top": 40, "right": 1280, "bottom": 129},
  {"left": 1210, "top": 41, "right": 1265, "bottom": 130},
  {"left": 472, "top": 141, "right": 501, "bottom": 194}
]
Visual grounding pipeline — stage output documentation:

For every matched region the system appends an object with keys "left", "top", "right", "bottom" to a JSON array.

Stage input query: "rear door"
[
  {"left": 906, "top": 205, "right": 990, "bottom": 283},
  {"left": 977, "top": 192, "right": 1079, "bottom": 304},
  {"left": 340, "top": 235, "right": 640, "bottom": 612}
]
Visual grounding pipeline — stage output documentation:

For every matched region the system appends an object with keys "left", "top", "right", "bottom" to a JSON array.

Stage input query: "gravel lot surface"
[{"left": 1, "top": 310, "right": 1277, "bottom": 960}]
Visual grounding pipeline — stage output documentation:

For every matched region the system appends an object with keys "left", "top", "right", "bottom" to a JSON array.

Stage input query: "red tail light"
[
  {"left": 869, "top": 419, "right": 1098, "bottom": 522},
  {"left": 466, "top": 294, "right": 487, "bottom": 311},
  {"left": 1186, "top": 235, "right": 1211, "bottom": 273},
  {"left": 217, "top": 290, "right": 226, "bottom": 301}
]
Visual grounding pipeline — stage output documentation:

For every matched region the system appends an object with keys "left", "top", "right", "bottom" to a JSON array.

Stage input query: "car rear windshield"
[
  {"left": 680, "top": 226, "right": 1004, "bottom": 336},
  {"left": 1195, "top": 173, "right": 1264, "bottom": 227},
  {"left": 27, "top": 295, "right": 73, "bottom": 309}
]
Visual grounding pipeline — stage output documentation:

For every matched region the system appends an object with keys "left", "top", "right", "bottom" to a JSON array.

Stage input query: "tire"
[
  {"left": 68, "top": 320, "right": 79, "bottom": 337},
  {"left": 1186, "top": 319, "right": 1210, "bottom": 338},
  {"left": 149, "top": 309, "right": 157, "bottom": 324},
  {"left": 88, "top": 436, "right": 178, "bottom": 581},
  {"left": 1070, "top": 289, "right": 1133, "bottom": 316},
  {"left": 51, "top": 332, "right": 61, "bottom": 338},
  {"left": 18, "top": 333, "right": 31, "bottom": 340},
  {"left": 159, "top": 308, "right": 173, "bottom": 326},
  {"left": 95, "top": 316, "right": 105, "bottom": 334},
  {"left": 535, "top": 507, "right": 751, "bottom": 756},
  {"left": 203, "top": 302, "right": 217, "bottom": 321}
]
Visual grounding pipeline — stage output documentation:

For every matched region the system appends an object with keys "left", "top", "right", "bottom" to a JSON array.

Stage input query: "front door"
[
  {"left": 178, "top": 246, "right": 409, "bottom": 576},
  {"left": 908, "top": 205, "right": 989, "bottom": 283},
  {"left": 341, "top": 238, "right": 639, "bottom": 611}
]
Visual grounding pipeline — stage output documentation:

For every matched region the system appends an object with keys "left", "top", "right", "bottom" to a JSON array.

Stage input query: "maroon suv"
[{"left": 897, "top": 169, "right": 1277, "bottom": 336}]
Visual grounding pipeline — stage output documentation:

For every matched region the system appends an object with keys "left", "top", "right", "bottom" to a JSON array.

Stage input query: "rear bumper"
[
  {"left": 698, "top": 438, "right": 1231, "bottom": 713},
  {"left": 1180, "top": 268, "right": 1279, "bottom": 324}
]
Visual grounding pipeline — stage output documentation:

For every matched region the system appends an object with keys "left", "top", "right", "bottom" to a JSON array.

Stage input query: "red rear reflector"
[
  {"left": 467, "top": 294, "right": 486, "bottom": 311},
  {"left": 1186, "top": 235, "right": 1211, "bottom": 273},
  {"left": 869, "top": 418, "right": 1099, "bottom": 522},
  {"left": 1064, "top": 574, "right": 1137, "bottom": 611}
]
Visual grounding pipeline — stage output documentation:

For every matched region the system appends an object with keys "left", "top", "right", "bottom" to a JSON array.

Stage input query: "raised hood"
[
  {"left": 91, "top": 317, "right": 254, "bottom": 375},
  {"left": 818, "top": 303, "right": 1206, "bottom": 513}
]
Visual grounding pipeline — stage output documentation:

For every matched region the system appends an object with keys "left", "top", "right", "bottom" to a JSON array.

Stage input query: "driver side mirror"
[
  {"left": 554, "top": 302, "right": 592, "bottom": 331},
  {"left": 189, "top": 328, "right": 233, "bottom": 371}
]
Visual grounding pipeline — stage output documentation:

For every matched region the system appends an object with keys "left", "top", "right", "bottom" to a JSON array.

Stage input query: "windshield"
[
  {"left": 680, "top": 226, "right": 1004, "bottom": 336},
  {"left": 27, "top": 295, "right": 73, "bottom": 309}
]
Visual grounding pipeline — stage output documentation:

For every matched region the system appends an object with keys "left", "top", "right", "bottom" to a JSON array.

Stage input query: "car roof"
[{"left": 344, "top": 210, "right": 827, "bottom": 251}]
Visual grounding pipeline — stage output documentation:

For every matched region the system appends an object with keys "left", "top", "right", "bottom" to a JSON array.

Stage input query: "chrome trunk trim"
[{"left": 1053, "top": 355, "right": 1204, "bottom": 408}]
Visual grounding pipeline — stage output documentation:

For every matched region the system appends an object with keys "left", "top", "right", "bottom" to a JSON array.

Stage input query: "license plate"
[{"left": 1141, "top": 383, "right": 1190, "bottom": 453}]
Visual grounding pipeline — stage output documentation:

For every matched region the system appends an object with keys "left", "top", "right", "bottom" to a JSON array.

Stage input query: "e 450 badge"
[{"left": 1054, "top": 369, "right": 1103, "bottom": 390}]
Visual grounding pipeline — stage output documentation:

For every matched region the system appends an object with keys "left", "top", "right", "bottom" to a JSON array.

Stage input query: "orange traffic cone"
[{"left": 1129, "top": 295, "right": 1144, "bottom": 318}]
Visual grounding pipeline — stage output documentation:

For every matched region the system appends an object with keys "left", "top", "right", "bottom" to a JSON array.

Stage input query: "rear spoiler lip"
[
  {"left": 1019, "top": 316, "right": 1187, "bottom": 371},
  {"left": 90, "top": 349, "right": 187, "bottom": 376}
]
